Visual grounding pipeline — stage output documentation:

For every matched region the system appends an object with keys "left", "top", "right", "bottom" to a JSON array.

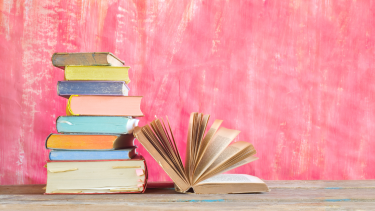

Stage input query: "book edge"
[
  {"left": 45, "top": 157, "right": 147, "bottom": 194},
  {"left": 52, "top": 52, "right": 125, "bottom": 66},
  {"left": 48, "top": 148, "right": 136, "bottom": 161}
]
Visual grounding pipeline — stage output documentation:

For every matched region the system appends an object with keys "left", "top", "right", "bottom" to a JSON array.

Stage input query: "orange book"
[
  {"left": 45, "top": 134, "right": 135, "bottom": 150},
  {"left": 67, "top": 95, "right": 144, "bottom": 117}
]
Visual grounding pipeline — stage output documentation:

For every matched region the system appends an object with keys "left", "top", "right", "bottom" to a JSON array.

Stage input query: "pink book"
[{"left": 67, "top": 95, "right": 144, "bottom": 116}]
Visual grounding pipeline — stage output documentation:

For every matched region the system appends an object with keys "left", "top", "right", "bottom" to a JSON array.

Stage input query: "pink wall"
[{"left": 1, "top": 0, "right": 375, "bottom": 185}]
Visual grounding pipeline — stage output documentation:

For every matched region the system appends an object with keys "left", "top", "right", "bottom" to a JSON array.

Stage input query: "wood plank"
[
  {"left": 2, "top": 202, "right": 375, "bottom": 211},
  {"left": 266, "top": 180, "right": 375, "bottom": 189},
  {"left": 2, "top": 188, "right": 375, "bottom": 202},
  {"left": 1, "top": 181, "right": 375, "bottom": 211}
]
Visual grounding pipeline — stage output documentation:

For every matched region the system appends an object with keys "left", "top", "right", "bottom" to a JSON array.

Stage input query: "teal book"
[
  {"left": 49, "top": 148, "right": 137, "bottom": 160},
  {"left": 56, "top": 116, "right": 139, "bottom": 134}
]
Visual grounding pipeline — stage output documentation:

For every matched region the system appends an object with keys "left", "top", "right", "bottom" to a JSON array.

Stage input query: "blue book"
[
  {"left": 49, "top": 148, "right": 137, "bottom": 160},
  {"left": 57, "top": 116, "right": 139, "bottom": 134},
  {"left": 57, "top": 81, "right": 129, "bottom": 98}
]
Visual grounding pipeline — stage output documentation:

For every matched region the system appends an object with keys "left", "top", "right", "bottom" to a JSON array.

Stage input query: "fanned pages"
[{"left": 133, "top": 112, "right": 269, "bottom": 194}]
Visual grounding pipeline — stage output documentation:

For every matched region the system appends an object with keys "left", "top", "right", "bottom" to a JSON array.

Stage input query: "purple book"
[{"left": 57, "top": 81, "right": 129, "bottom": 98}]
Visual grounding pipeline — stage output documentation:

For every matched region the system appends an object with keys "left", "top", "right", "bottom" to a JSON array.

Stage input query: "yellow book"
[{"left": 65, "top": 66, "right": 131, "bottom": 84}]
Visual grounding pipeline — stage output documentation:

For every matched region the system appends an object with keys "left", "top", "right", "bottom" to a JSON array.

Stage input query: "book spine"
[
  {"left": 52, "top": 53, "right": 109, "bottom": 67},
  {"left": 67, "top": 95, "right": 144, "bottom": 116},
  {"left": 45, "top": 133, "right": 53, "bottom": 149},
  {"left": 45, "top": 134, "right": 118, "bottom": 150},
  {"left": 49, "top": 150, "right": 134, "bottom": 160},
  {"left": 56, "top": 116, "right": 130, "bottom": 134},
  {"left": 64, "top": 66, "right": 130, "bottom": 84},
  {"left": 57, "top": 81, "right": 127, "bottom": 97},
  {"left": 45, "top": 134, "right": 134, "bottom": 150}
]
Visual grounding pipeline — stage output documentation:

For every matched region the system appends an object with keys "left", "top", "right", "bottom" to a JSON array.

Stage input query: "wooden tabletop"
[{"left": 1, "top": 181, "right": 375, "bottom": 210}]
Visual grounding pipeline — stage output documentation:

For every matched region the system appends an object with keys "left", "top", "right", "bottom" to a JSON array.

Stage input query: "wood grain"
[
  {"left": 0, "top": 0, "right": 375, "bottom": 185},
  {"left": 1, "top": 181, "right": 375, "bottom": 210}
]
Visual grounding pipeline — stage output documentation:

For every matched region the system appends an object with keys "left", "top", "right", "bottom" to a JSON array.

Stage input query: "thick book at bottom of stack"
[{"left": 45, "top": 155, "right": 147, "bottom": 194}]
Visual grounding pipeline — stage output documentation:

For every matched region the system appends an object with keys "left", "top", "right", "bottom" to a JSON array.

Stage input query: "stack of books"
[{"left": 45, "top": 52, "right": 146, "bottom": 194}]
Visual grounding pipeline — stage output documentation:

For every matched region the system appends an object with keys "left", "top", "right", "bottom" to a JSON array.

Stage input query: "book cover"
[
  {"left": 52, "top": 52, "right": 124, "bottom": 69},
  {"left": 49, "top": 148, "right": 137, "bottom": 161},
  {"left": 65, "top": 66, "right": 131, "bottom": 84},
  {"left": 45, "top": 155, "right": 147, "bottom": 194},
  {"left": 57, "top": 81, "right": 129, "bottom": 98},
  {"left": 67, "top": 95, "right": 144, "bottom": 117},
  {"left": 45, "top": 133, "right": 135, "bottom": 150},
  {"left": 56, "top": 116, "right": 139, "bottom": 134}
]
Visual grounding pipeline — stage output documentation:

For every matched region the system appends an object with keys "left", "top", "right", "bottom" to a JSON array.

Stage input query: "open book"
[{"left": 133, "top": 112, "right": 269, "bottom": 194}]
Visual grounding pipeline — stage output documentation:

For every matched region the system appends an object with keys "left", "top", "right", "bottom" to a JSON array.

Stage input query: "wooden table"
[{"left": 1, "top": 181, "right": 375, "bottom": 210}]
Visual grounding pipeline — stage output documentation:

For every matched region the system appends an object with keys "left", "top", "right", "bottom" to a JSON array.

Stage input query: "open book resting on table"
[{"left": 133, "top": 112, "right": 269, "bottom": 194}]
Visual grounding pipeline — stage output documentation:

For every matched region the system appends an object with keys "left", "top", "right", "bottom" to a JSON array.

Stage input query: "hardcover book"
[
  {"left": 57, "top": 81, "right": 129, "bottom": 98},
  {"left": 45, "top": 155, "right": 147, "bottom": 194},
  {"left": 133, "top": 112, "right": 269, "bottom": 194},
  {"left": 45, "top": 134, "right": 135, "bottom": 150},
  {"left": 65, "top": 66, "right": 131, "bottom": 84},
  {"left": 66, "top": 95, "right": 144, "bottom": 117},
  {"left": 52, "top": 52, "right": 124, "bottom": 69},
  {"left": 49, "top": 148, "right": 137, "bottom": 161},
  {"left": 56, "top": 116, "right": 139, "bottom": 134}
]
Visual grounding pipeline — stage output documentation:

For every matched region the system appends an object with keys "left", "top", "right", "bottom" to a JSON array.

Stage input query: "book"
[
  {"left": 45, "top": 134, "right": 135, "bottom": 150},
  {"left": 65, "top": 66, "right": 131, "bottom": 84},
  {"left": 66, "top": 95, "right": 144, "bottom": 117},
  {"left": 57, "top": 81, "right": 129, "bottom": 98},
  {"left": 133, "top": 112, "right": 269, "bottom": 194},
  {"left": 56, "top": 116, "right": 139, "bottom": 134},
  {"left": 52, "top": 52, "right": 124, "bottom": 69},
  {"left": 190, "top": 174, "right": 269, "bottom": 194},
  {"left": 45, "top": 155, "right": 147, "bottom": 194},
  {"left": 49, "top": 148, "right": 137, "bottom": 161}
]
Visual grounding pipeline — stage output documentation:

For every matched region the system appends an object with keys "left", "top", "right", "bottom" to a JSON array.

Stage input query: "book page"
[
  {"left": 142, "top": 126, "right": 185, "bottom": 179},
  {"left": 194, "top": 119, "right": 223, "bottom": 167},
  {"left": 152, "top": 119, "right": 184, "bottom": 174},
  {"left": 189, "top": 113, "right": 202, "bottom": 182},
  {"left": 46, "top": 159, "right": 146, "bottom": 193},
  {"left": 198, "top": 174, "right": 264, "bottom": 184},
  {"left": 184, "top": 113, "right": 196, "bottom": 183},
  {"left": 195, "top": 151, "right": 257, "bottom": 184},
  {"left": 193, "top": 127, "right": 240, "bottom": 182},
  {"left": 200, "top": 141, "right": 254, "bottom": 176},
  {"left": 218, "top": 156, "right": 259, "bottom": 174},
  {"left": 133, "top": 127, "right": 190, "bottom": 191},
  {"left": 192, "top": 173, "right": 269, "bottom": 194},
  {"left": 165, "top": 117, "right": 185, "bottom": 171},
  {"left": 162, "top": 118, "right": 185, "bottom": 170},
  {"left": 144, "top": 123, "right": 187, "bottom": 181},
  {"left": 193, "top": 114, "right": 209, "bottom": 166}
]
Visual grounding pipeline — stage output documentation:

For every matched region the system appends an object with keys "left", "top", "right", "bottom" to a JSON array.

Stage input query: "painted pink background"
[{"left": 1, "top": 0, "right": 375, "bottom": 185}]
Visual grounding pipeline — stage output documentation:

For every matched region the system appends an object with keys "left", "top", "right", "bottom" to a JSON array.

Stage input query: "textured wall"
[{"left": 1, "top": 0, "right": 375, "bottom": 185}]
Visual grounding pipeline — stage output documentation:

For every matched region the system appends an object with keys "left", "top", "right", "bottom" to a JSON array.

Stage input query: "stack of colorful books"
[{"left": 44, "top": 52, "right": 146, "bottom": 194}]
